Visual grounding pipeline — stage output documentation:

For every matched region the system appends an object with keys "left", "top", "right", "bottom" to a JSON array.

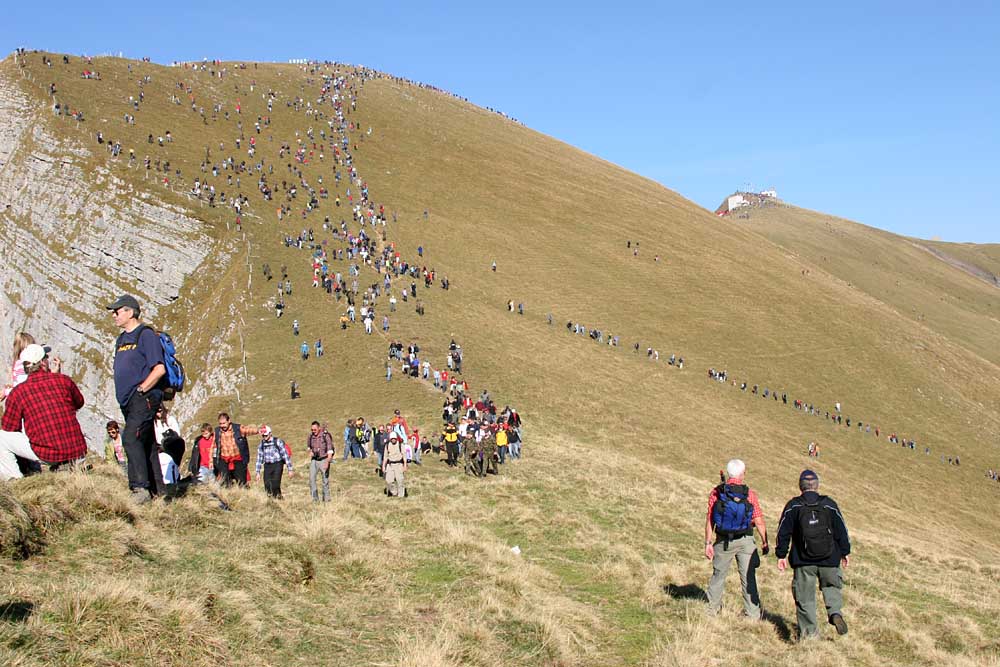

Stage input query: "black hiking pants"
[
  {"left": 122, "top": 390, "right": 166, "bottom": 495},
  {"left": 446, "top": 442, "right": 460, "bottom": 466},
  {"left": 263, "top": 461, "right": 285, "bottom": 498},
  {"left": 220, "top": 459, "right": 249, "bottom": 487}
]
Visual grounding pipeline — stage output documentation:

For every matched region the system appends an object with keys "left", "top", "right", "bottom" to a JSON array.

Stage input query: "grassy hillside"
[
  {"left": 923, "top": 240, "right": 1000, "bottom": 284},
  {"left": 736, "top": 201, "right": 1000, "bottom": 368},
  {"left": 2, "top": 53, "right": 1000, "bottom": 667}
]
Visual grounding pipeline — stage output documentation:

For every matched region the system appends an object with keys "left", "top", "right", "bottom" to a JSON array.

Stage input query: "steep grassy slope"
[
  {"left": 736, "top": 201, "right": 1000, "bottom": 368},
  {"left": 923, "top": 239, "right": 1000, "bottom": 285},
  {"left": 2, "top": 53, "right": 1000, "bottom": 667}
]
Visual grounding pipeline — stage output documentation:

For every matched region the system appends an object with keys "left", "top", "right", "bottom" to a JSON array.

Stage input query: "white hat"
[
  {"left": 260, "top": 425, "right": 272, "bottom": 438},
  {"left": 19, "top": 344, "right": 49, "bottom": 365}
]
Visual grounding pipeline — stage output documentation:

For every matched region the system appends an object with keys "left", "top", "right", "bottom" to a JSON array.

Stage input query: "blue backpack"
[
  {"left": 138, "top": 325, "right": 185, "bottom": 397},
  {"left": 712, "top": 484, "right": 754, "bottom": 536}
]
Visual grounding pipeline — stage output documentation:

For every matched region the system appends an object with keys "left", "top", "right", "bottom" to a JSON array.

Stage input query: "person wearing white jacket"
[{"left": 153, "top": 405, "right": 184, "bottom": 468}]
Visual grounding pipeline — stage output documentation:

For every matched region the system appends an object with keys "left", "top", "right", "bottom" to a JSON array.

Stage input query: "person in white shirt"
[
  {"left": 158, "top": 447, "right": 179, "bottom": 486},
  {"left": 153, "top": 405, "right": 184, "bottom": 468}
]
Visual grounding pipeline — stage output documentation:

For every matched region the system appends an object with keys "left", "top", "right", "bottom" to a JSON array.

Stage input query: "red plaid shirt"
[{"left": 1, "top": 370, "right": 87, "bottom": 463}]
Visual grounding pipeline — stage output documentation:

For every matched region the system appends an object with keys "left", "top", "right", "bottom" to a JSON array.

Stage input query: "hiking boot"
[
  {"left": 130, "top": 488, "right": 152, "bottom": 505},
  {"left": 829, "top": 613, "right": 848, "bottom": 635}
]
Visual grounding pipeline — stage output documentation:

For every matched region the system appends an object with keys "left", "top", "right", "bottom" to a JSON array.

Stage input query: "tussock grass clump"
[
  {"left": 0, "top": 580, "right": 228, "bottom": 667},
  {"left": 0, "top": 484, "right": 42, "bottom": 559},
  {"left": 0, "top": 466, "right": 133, "bottom": 559}
]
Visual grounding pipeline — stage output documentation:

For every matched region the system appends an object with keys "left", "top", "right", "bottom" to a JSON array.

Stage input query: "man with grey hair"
[
  {"left": 704, "top": 458, "right": 769, "bottom": 618},
  {"left": 775, "top": 469, "right": 851, "bottom": 640}
]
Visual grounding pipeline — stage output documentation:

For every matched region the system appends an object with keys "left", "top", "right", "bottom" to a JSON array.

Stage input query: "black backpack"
[{"left": 797, "top": 498, "right": 835, "bottom": 559}]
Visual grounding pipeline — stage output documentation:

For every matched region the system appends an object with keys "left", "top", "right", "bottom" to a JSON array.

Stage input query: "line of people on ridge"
[{"left": 706, "top": 368, "right": 967, "bottom": 472}]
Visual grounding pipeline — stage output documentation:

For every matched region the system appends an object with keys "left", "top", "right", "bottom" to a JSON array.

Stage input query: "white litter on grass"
[{"left": 510, "top": 545, "right": 521, "bottom": 556}]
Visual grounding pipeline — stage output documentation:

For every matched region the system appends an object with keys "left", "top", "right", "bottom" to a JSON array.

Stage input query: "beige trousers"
[{"left": 385, "top": 462, "right": 405, "bottom": 497}]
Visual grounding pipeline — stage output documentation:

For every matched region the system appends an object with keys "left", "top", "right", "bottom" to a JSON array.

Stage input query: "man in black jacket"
[{"left": 775, "top": 469, "right": 851, "bottom": 640}]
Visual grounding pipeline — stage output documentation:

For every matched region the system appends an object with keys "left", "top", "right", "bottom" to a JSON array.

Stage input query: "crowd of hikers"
[
  {"left": 4, "top": 51, "right": 998, "bottom": 649},
  {"left": 0, "top": 294, "right": 525, "bottom": 502},
  {"left": 556, "top": 316, "right": 684, "bottom": 367}
]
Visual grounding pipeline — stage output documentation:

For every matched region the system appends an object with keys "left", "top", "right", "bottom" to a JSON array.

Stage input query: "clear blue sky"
[{"left": 5, "top": 1, "right": 998, "bottom": 242}]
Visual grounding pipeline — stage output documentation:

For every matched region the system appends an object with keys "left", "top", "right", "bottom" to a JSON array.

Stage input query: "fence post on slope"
[
  {"left": 245, "top": 238, "right": 252, "bottom": 291},
  {"left": 239, "top": 315, "right": 248, "bottom": 384}
]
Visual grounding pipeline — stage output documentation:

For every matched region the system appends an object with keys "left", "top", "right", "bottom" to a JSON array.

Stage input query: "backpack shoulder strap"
[{"left": 134, "top": 323, "right": 157, "bottom": 341}]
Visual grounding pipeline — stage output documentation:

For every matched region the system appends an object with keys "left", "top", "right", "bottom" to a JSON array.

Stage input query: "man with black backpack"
[
  {"left": 705, "top": 459, "right": 769, "bottom": 619},
  {"left": 775, "top": 469, "right": 851, "bottom": 640}
]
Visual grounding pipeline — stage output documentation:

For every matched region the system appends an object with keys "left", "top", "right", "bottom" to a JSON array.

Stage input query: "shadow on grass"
[
  {"left": 762, "top": 609, "right": 794, "bottom": 643},
  {"left": 663, "top": 583, "right": 706, "bottom": 601},
  {"left": 0, "top": 600, "right": 34, "bottom": 623}
]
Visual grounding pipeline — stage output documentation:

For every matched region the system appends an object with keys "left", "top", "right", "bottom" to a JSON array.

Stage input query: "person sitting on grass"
[{"left": 0, "top": 344, "right": 87, "bottom": 481}]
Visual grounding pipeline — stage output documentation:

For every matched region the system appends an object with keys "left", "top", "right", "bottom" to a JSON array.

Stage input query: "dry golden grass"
[{"left": 2, "top": 52, "right": 1000, "bottom": 665}]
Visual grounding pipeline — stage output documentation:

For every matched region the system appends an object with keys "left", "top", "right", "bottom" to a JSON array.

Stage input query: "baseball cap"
[
  {"left": 260, "top": 425, "right": 272, "bottom": 437},
  {"left": 19, "top": 344, "right": 49, "bottom": 365},
  {"left": 106, "top": 294, "right": 141, "bottom": 313},
  {"left": 800, "top": 469, "right": 819, "bottom": 482}
]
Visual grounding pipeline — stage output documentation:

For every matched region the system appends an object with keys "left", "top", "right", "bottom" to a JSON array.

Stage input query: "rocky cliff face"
[{"left": 0, "top": 64, "right": 221, "bottom": 448}]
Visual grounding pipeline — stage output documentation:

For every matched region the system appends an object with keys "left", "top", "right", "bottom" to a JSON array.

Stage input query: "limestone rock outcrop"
[{"left": 0, "top": 64, "right": 221, "bottom": 448}]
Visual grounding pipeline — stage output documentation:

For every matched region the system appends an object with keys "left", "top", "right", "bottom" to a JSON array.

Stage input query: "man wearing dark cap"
[
  {"left": 107, "top": 294, "right": 167, "bottom": 503},
  {"left": 775, "top": 469, "right": 851, "bottom": 640}
]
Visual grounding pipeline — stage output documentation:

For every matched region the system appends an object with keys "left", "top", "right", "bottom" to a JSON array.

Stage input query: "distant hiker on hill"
[
  {"left": 383, "top": 434, "right": 407, "bottom": 497},
  {"left": 348, "top": 417, "right": 370, "bottom": 459},
  {"left": 775, "top": 470, "right": 851, "bottom": 640},
  {"left": 254, "top": 425, "right": 293, "bottom": 499},
  {"left": 704, "top": 459, "right": 769, "bottom": 619},
  {"left": 108, "top": 294, "right": 168, "bottom": 504},
  {"left": 306, "top": 421, "right": 334, "bottom": 502},
  {"left": 213, "top": 413, "right": 261, "bottom": 487},
  {"left": 442, "top": 421, "right": 460, "bottom": 467},
  {"left": 0, "top": 344, "right": 88, "bottom": 481}
]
